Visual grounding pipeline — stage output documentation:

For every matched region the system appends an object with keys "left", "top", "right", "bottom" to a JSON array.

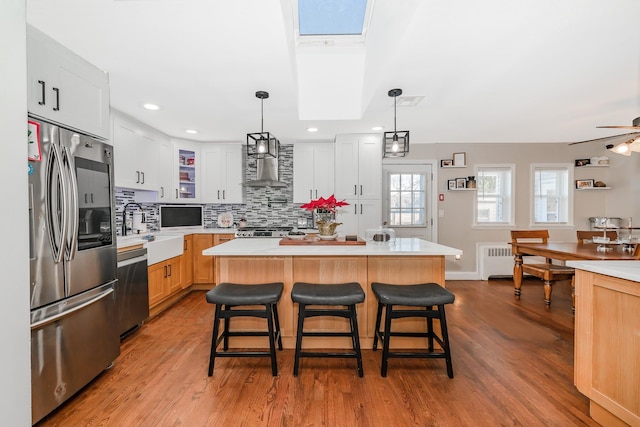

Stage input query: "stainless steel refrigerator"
[{"left": 28, "top": 117, "right": 120, "bottom": 423}]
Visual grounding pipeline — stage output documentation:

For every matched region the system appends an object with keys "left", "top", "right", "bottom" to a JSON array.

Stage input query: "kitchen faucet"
[{"left": 121, "top": 203, "right": 143, "bottom": 236}]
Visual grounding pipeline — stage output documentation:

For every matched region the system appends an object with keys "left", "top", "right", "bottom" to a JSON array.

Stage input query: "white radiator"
[{"left": 478, "top": 243, "right": 547, "bottom": 280}]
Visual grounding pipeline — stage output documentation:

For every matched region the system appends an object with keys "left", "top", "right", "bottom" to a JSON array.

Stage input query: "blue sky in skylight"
[{"left": 298, "top": 0, "right": 367, "bottom": 36}]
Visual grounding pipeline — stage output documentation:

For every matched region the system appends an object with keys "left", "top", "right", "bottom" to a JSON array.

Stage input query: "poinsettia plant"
[{"left": 300, "top": 194, "right": 349, "bottom": 213}]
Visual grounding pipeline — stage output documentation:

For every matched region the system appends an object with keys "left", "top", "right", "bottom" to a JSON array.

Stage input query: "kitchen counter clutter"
[{"left": 203, "top": 238, "right": 462, "bottom": 350}]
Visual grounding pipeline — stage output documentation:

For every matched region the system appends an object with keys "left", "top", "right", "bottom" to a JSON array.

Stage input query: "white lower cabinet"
[
  {"left": 202, "top": 144, "right": 243, "bottom": 204},
  {"left": 336, "top": 199, "right": 382, "bottom": 238}
]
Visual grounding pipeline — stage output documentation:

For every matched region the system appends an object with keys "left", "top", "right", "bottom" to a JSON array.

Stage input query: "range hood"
[{"left": 244, "top": 157, "right": 287, "bottom": 187}]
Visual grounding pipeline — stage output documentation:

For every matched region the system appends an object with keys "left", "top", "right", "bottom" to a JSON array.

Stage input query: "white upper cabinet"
[
  {"left": 27, "top": 25, "right": 110, "bottom": 140},
  {"left": 293, "top": 143, "right": 335, "bottom": 203},
  {"left": 111, "top": 110, "right": 158, "bottom": 191},
  {"left": 202, "top": 144, "right": 244, "bottom": 204},
  {"left": 334, "top": 134, "right": 382, "bottom": 237},
  {"left": 156, "top": 138, "right": 173, "bottom": 202},
  {"left": 334, "top": 134, "right": 382, "bottom": 200}
]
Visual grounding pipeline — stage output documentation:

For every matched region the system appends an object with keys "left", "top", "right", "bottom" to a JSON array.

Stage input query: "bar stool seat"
[
  {"left": 291, "top": 282, "right": 365, "bottom": 377},
  {"left": 372, "top": 282, "right": 455, "bottom": 378},
  {"left": 206, "top": 282, "right": 283, "bottom": 376}
]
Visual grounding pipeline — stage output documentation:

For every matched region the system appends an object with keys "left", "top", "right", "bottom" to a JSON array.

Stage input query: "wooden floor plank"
[{"left": 35, "top": 278, "right": 599, "bottom": 427}]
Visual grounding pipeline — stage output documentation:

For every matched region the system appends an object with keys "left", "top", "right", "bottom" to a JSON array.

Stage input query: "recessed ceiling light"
[
  {"left": 372, "top": 126, "right": 384, "bottom": 131},
  {"left": 185, "top": 129, "right": 199, "bottom": 134},
  {"left": 307, "top": 127, "right": 319, "bottom": 132},
  {"left": 142, "top": 103, "right": 160, "bottom": 111}
]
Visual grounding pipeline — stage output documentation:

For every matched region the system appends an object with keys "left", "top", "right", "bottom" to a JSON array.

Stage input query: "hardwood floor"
[{"left": 36, "top": 279, "right": 598, "bottom": 426}]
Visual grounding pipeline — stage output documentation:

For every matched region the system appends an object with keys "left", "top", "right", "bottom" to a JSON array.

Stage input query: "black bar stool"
[
  {"left": 291, "top": 282, "right": 365, "bottom": 377},
  {"left": 206, "top": 282, "right": 284, "bottom": 376},
  {"left": 372, "top": 282, "right": 455, "bottom": 378}
]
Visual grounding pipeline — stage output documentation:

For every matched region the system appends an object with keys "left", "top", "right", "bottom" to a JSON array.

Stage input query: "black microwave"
[{"left": 159, "top": 205, "right": 203, "bottom": 229}]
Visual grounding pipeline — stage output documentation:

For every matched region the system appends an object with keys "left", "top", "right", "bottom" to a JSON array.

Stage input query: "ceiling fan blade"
[
  {"left": 568, "top": 132, "right": 640, "bottom": 145},
  {"left": 596, "top": 116, "right": 640, "bottom": 129},
  {"left": 596, "top": 125, "right": 640, "bottom": 129}
]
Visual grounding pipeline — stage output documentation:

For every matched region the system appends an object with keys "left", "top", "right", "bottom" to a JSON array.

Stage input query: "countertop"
[
  {"left": 116, "top": 227, "right": 237, "bottom": 249},
  {"left": 202, "top": 237, "right": 463, "bottom": 257},
  {"left": 566, "top": 260, "right": 640, "bottom": 282}
]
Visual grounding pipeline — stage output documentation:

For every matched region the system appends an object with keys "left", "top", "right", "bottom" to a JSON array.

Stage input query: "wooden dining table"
[{"left": 509, "top": 241, "right": 639, "bottom": 308}]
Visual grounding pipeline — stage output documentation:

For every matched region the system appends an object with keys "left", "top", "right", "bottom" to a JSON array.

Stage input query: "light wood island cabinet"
[
  {"left": 573, "top": 265, "right": 640, "bottom": 427},
  {"left": 205, "top": 238, "right": 460, "bottom": 349}
]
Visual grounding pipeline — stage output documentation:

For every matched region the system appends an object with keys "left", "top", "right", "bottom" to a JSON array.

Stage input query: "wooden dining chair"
[
  {"left": 510, "top": 230, "right": 575, "bottom": 308},
  {"left": 576, "top": 230, "right": 617, "bottom": 244}
]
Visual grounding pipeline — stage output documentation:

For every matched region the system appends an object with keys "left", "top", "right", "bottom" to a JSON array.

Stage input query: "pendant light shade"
[
  {"left": 247, "top": 91, "right": 278, "bottom": 158},
  {"left": 383, "top": 88, "right": 410, "bottom": 158}
]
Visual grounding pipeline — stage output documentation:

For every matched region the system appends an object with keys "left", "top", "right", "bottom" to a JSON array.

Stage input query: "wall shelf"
[
  {"left": 575, "top": 187, "right": 611, "bottom": 190},
  {"left": 441, "top": 165, "right": 467, "bottom": 169},
  {"left": 575, "top": 164, "right": 609, "bottom": 168},
  {"left": 448, "top": 188, "right": 477, "bottom": 191}
]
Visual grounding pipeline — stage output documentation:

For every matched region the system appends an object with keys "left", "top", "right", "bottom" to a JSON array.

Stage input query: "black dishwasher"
[{"left": 116, "top": 247, "right": 149, "bottom": 338}]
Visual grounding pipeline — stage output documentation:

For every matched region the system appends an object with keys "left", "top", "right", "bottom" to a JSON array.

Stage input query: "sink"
[{"left": 117, "top": 234, "right": 184, "bottom": 265}]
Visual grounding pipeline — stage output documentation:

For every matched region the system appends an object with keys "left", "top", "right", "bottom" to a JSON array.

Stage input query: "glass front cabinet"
[{"left": 173, "top": 142, "right": 199, "bottom": 202}]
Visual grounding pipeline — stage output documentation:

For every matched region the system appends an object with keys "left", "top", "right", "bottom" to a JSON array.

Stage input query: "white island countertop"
[
  {"left": 202, "top": 237, "right": 463, "bottom": 257},
  {"left": 566, "top": 260, "right": 640, "bottom": 282}
]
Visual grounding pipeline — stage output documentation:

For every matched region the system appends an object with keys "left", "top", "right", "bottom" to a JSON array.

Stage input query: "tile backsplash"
[{"left": 114, "top": 144, "right": 314, "bottom": 235}]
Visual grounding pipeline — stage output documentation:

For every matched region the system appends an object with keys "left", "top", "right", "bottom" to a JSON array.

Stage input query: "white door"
[{"left": 382, "top": 163, "right": 434, "bottom": 241}]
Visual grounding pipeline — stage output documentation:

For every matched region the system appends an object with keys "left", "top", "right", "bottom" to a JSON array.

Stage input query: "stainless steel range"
[{"left": 235, "top": 226, "right": 293, "bottom": 238}]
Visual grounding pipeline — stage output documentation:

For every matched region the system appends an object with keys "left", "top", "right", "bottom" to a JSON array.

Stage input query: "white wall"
[
  {"left": 405, "top": 141, "right": 640, "bottom": 278},
  {"left": 0, "top": 0, "right": 32, "bottom": 424}
]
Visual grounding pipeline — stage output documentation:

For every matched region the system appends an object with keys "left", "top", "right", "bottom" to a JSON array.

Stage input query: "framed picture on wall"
[
  {"left": 576, "top": 179, "right": 594, "bottom": 189},
  {"left": 456, "top": 178, "right": 467, "bottom": 188},
  {"left": 441, "top": 159, "right": 453, "bottom": 167},
  {"left": 448, "top": 179, "right": 456, "bottom": 190},
  {"left": 453, "top": 152, "right": 466, "bottom": 166}
]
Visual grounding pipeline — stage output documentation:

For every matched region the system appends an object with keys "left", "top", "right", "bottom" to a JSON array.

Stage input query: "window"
[
  {"left": 531, "top": 163, "right": 573, "bottom": 225},
  {"left": 474, "top": 165, "right": 515, "bottom": 226},
  {"left": 387, "top": 172, "right": 426, "bottom": 226}
]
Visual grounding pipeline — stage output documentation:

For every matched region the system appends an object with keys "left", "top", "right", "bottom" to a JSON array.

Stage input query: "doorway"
[{"left": 382, "top": 163, "right": 435, "bottom": 241}]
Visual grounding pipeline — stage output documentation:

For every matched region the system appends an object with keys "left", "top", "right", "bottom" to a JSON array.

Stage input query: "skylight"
[{"left": 298, "top": 0, "right": 368, "bottom": 36}]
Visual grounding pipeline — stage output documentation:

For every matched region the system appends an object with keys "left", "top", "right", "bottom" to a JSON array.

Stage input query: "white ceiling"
[{"left": 26, "top": 0, "right": 640, "bottom": 145}]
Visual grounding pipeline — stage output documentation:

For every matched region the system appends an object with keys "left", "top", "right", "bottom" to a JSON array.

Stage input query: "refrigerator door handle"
[
  {"left": 31, "top": 287, "right": 115, "bottom": 330},
  {"left": 62, "top": 145, "right": 79, "bottom": 259},
  {"left": 46, "top": 143, "right": 67, "bottom": 264}
]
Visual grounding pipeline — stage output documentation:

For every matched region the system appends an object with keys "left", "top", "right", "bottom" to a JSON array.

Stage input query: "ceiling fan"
[{"left": 569, "top": 116, "right": 640, "bottom": 156}]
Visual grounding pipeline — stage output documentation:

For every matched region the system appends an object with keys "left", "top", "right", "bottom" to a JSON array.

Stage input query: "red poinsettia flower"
[{"left": 300, "top": 194, "right": 349, "bottom": 213}]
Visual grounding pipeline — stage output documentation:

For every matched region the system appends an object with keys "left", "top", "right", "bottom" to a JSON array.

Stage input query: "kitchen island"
[
  {"left": 568, "top": 260, "right": 640, "bottom": 427},
  {"left": 203, "top": 238, "right": 462, "bottom": 349}
]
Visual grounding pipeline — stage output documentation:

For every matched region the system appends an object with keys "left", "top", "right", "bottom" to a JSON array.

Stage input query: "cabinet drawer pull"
[
  {"left": 222, "top": 190, "right": 225, "bottom": 200},
  {"left": 164, "top": 265, "right": 167, "bottom": 278},
  {"left": 360, "top": 185, "right": 363, "bottom": 196},
  {"left": 160, "top": 186, "right": 164, "bottom": 198},
  {"left": 141, "top": 171, "right": 145, "bottom": 184},
  {"left": 38, "top": 80, "right": 46, "bottom": 105},
  {"left": 354, "top": 184, "right": 357, "bottom": 195},
  {"left": 53, "top": 87, "right": 60, "bottom": 111},
  {"left": 175, "top": 189, "right": 178, "bottom": 199},
  {"left": 136, "top": 171, "right": 140, "bottom": 183}
]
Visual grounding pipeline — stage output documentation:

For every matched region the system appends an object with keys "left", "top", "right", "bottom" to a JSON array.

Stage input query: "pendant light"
[
  {"left": 383, "top": 88, "right": 410, "bottom": 158},
  {"left": 247, "top": 91, "right": 278, "bottom": 158}
]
